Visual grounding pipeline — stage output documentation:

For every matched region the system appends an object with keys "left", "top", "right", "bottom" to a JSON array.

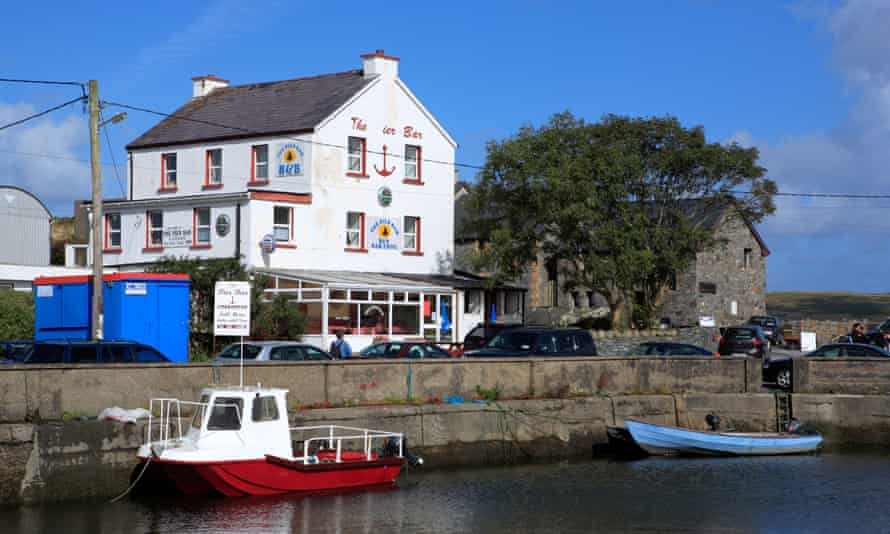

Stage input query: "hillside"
[{"left": 767, "top": 292, "right": 890, "bottom": 322}]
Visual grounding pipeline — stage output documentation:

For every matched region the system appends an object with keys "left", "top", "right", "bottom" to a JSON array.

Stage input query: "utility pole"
[{"left": 89, "top": 79, "right": 103, "bottom": 340}]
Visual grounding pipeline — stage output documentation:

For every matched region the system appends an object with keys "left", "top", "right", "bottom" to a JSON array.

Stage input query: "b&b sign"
[{"left": 214, "top": 281, "right": 251, "bottom": 337}]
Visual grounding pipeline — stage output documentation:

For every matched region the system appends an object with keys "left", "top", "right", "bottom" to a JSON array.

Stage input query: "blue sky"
[{"left": 1, "top": 0, "right": 888, "bottom": 292}]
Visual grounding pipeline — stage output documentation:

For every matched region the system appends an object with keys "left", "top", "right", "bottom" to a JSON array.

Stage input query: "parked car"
[
  {"left": 747, "top": 316, "right": 783, "bottom": 345},
  {"left": 359, "top": 341, "right": 451, "bottom": 359},
  {"left": 627, "top": 342, "right": 715, "bottom": 357},
  {"left": 718, "top": 326, "right": 770, "bottom": 358},
  {"left": 214, "top": 341, "right": 333, "bottom": 362},
  {"left": 0, "top": 340, "right": 34, "bottom": 362},
  {"left": 464, "top": 327, "right": 597, "bottom": 358},
  {"left": 461, "top": 322, "right": 523, "bottom": 352},
  {"left": 763, "top": 343, "right": 890, "bottom": 390},
  {"left": 20, "top": 340, "right": 170, "bottom": 364}
]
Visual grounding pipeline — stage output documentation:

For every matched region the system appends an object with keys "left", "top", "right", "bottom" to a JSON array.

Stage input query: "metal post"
[{"left": 88, "top": 80, "right": 103, "bottom": 340}]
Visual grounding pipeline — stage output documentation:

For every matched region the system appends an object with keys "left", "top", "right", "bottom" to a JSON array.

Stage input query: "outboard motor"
[
  {"left": 705, "top": 413, "right": 721, "bottom": 431},
  {"left": 383, "top": 436, "right": 424, "bottom": 466},
  {"left": 787, "top": 418, "right": 802, "bottom": 434}
]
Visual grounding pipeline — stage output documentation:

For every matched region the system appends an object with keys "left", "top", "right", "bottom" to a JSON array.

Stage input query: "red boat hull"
[{"left": 141, "top": 453, "right": 404, "bottom": 497}]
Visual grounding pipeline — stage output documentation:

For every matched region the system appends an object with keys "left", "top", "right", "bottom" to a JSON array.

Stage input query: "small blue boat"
[{"left": 624, "top": 419, "right": 823, "bottom": 456}]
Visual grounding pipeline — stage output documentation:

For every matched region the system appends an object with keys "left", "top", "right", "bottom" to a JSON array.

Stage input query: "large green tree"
[{"left": 468, "top": 112, "right": 777, "bottom": 327}]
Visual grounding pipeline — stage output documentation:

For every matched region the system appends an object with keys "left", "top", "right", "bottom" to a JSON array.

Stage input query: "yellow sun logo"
[
  {"left": 377, "top": 224, "right": 392, "bottom": 239},
  {"left": 283, "top": 149, "right": 298, "bottom": 163}
]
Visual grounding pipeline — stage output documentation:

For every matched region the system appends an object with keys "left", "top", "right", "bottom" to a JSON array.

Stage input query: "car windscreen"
[
  {"left": 217, "top": 344, "right": 263, "bottom": 359},
  {"left": 488, "top": 332, "right": 538, "bottom": 351},
  {"left": 420, "top": 344, "right": 449, "bottom": 357},
  {"left": 725, "top": 328, "right": 756, "bottom": 340}
]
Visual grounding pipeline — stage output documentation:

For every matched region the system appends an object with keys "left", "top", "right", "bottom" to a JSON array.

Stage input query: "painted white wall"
[{"left": 129, "top": 135, "right": 313, "bottom": 201}]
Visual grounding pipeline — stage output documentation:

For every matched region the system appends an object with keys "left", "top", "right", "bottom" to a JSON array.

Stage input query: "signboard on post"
[{"left": 214, "top": 281, "right": 251, "bottom": 337}]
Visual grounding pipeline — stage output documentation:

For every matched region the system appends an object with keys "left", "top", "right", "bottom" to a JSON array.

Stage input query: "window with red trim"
[
  {"left": 403, "top": 216, "right": 421, "bottom": 255},
  {"left": 193, "top": 207, "right": 211, "bottom": 247},
  {"left": 105, "top": 213, "right": 121, "bottom": 251},
  {"left": 160, "top": 153, "right": 177, "bottom": 191},
  {"left": 346, "top": 137, "right": 366, "bottom": 177},
  {"left": 146, "top": 210, "right": 163, "bottom": 250},
  {"left": 404, "top": 145, "right": 422, "bottom": 184},
  {"left": 273, "top": 206, "right": 293, "bottom": 244},
  {"left": 205, "top": 149, "right": 222, "bottom": 187},
  {"left": 251, "top": 144, "right": 269, "bottom": 184},
  {"left": 345, "top": 211, "right": 365, "bottom": 251}
]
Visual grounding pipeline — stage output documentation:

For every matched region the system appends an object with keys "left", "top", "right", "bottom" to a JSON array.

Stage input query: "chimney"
[
  {"left": 361, "top": 50, "right": 399, "bottom": 80},
  {"left": 191, "top": 74, "right": 229, "bottom": 98}
]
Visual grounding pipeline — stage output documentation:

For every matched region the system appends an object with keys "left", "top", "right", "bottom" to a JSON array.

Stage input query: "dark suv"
[
  {"left": 464, "top": 327, "right": 597, "bottom": 358},
  {"left": 462, "top": 322, "right": 523, "bottom": 352},
  {"left": 22, "top": 340, "right": 171, "bottom": 364},
  {"left": 718, "top": 326, "right": 770, "bottom": 358},
  {"left": 747, "top": 316, "right": 783, "bottom": 345}
]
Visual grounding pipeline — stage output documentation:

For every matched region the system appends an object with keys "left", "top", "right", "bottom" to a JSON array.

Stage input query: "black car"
[
  {"left": 763, "top": 343, "right": 890, "bottom": 390},
  {"left": 627, "top": 342, "right": 714, "bottom": 357},
  {"left": 718, "top": 326, "right": 770, "bottom": 358},
  {"left": 461, "top": 322, "right": 523, "bottom": 352},
  {"left": 464, "top": 327, "right": 596, "bottom": 358},
  {"left": 21, "top": 340, "right": 171, "bottom": 364},
  {"left": 747, "top": 316, "right": 783, "bottom": 345}
]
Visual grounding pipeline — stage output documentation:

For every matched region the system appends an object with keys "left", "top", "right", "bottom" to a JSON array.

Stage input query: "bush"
[
  {"left": 253, "top": 293, "right": 305, "bottom": 340},
  {"left": 0, "top": 291, "right": 34, "bottom": 339}
]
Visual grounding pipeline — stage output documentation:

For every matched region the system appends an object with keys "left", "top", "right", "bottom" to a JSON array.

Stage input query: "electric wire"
[
  {"left": 0, "top": 78, "right": 86, "bottom": 96},
  {"left": 100, "top": 110, "right": 127, "bottom": 197},
  {"left": 0, "top": 96, "right": 85, "bottom": 132}
]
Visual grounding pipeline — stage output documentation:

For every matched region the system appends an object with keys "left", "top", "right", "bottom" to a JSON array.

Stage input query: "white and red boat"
[{"left": 136, "top": 385, "right": 406, "bottom": 497}]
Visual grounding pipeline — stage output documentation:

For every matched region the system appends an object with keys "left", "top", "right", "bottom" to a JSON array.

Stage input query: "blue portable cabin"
[{"left": 33, "top": 273, "right": 191, "bottom": 362}]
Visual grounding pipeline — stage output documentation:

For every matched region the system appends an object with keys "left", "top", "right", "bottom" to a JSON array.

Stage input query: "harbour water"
[{"left": 3, "top": 452, "right": 890, "bottom": 533}]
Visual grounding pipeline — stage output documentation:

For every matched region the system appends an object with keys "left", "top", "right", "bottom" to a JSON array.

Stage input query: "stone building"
[{"left": 456, "top": 196, "right": 769, "bottom": 328}]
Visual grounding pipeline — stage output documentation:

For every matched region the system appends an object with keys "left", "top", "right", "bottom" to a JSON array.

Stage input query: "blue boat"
[{"left": 624, "top": 419, "right": 823, "bottom": 456}]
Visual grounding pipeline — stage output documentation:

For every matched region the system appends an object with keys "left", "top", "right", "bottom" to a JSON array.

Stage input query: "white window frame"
[
  {"left": 162, "top": 153, "right": 177, "bottom": 189},
  {"left": 346, "top": 211, "right": 364, "bottom": 249},
  {"left": 253, "top": 144, "right": 268, "bottom": 182},
  {"left": 403, "top": 216, "right": 420, "bottom": 253},
  {"left": 207, "top": 149, "right": 222, "bottom": 185},
  {"left": 194, "top": 207, "right": 211, "bottom": 246},
  {"left": 404, "top": 145, "right": 421, "bottom": 182},
  {"left": 273, "top": 206, "right": 292, "bottom": 243},
  {"left": 147, "top": 210, "right": 163, "bottom": 248},
  {"left": 347, "top": 137, "right": 365, "bottom": 176},
  {"left": 106, "top": 213, "right": 121, "bottom": 250}
]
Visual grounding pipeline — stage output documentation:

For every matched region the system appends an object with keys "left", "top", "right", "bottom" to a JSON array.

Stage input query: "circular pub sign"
[
  {"left": 215, "top": 214, "right": 231, "bottom": 237},
  {"left": 377, "top": 186, "right": 392, "bottom": 207},
  {"left": 260, "top": 233, "right": 276, "bottom": 254}
]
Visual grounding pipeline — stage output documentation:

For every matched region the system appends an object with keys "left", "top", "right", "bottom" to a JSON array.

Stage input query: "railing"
[
  {"left": 146, "top": 397, "right": 242, "bottom": 451},
  {"left": 290, "top": 424, "right": 403, "bottom": 464}
]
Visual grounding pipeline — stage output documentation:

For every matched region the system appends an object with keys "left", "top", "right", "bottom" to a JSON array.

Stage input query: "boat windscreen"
[
  {"left": 191, "top": 394, "right": 210, "bottom": 429},
  {"left": 207, "top": 397, "right": 244, "bottom": 431}
]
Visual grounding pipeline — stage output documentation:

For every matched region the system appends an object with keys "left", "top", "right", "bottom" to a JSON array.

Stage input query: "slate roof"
[{"left": 126, "top": 70, "right": 374, "bottom": 149}]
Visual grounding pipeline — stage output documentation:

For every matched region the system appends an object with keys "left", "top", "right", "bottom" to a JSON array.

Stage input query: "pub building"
[{"left": 92, "top": 50, "right": 525, "bottom": 350}]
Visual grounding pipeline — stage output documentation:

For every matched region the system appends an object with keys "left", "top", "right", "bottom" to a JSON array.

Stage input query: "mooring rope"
[{"left": 108, "top": 456, "right": 152, "bottom": 504}]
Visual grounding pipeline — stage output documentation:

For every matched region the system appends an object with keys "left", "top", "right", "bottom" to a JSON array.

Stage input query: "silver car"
[{"left": 214, "top": 341, "right": 333, "bottom": 362}]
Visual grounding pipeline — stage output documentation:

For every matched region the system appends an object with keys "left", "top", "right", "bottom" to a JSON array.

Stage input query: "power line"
[
  {"left": 0, "top": 78, "right": 86, "bottom": 96},
  {"left": 0, "top": 96, "right": 85, "bottom": 133},
  {"left": 100, "top": 111, "right": 127, "bottom": 197},
  {"left": 731, "top": 190, "right": 890, "bottom": 200},
  {"left": 101, "top": 100, "right": 484, "bottom": 170}
]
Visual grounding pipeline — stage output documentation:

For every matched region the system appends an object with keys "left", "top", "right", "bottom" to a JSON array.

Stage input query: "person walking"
[{"left": 329, "top": 330, "right": 353, "bottom": 359}]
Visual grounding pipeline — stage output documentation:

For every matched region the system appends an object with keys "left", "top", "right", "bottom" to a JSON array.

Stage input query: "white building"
[{"left": 95, "top": 51, "right": 524, "bottom": 349}]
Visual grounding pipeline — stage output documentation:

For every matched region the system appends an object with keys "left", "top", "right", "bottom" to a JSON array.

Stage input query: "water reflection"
[{"left": 5, "top": 453, "right": 890, "bottom": 534}]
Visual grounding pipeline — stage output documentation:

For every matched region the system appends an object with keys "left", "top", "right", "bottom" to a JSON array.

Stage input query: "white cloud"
[{"left": 0, "top": 102, "right": 90, "bottom": 215}]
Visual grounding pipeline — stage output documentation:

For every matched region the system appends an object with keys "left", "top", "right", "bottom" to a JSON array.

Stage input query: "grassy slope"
[{"left": 767, "top": 292, "right": 890, "bottom": 322}]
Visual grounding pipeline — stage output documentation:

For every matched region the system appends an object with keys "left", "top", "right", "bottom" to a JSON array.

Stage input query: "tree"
[
  {"left": 468, "top": 112, "right": 777, "bottom": 328},
  {"left": 0, "top": 291, "right": 34, "bottom": 339},
  {"left": 253, "top": 293, "right": 305, "bottom": 340}
]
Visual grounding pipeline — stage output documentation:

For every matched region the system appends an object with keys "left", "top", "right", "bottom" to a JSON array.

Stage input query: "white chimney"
[
  {"left": 191, "top": 74, "right": 229, "bottom": 98},
  {"left": 361, "top": 50, "right": 399, "bottom": 80}
]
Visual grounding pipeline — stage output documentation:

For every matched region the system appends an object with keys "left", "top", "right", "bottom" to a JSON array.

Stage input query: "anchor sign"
[{"left": 374, "top": 144, "right": 396, "bottom": 177}]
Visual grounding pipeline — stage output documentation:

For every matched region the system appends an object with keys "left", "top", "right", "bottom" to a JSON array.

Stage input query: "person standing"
[
  {"left": 850, "top": 323, "right": 869, "bottom": 344},
  {"left": 330, "top": 330, "right": 353, "bottom": 359}
]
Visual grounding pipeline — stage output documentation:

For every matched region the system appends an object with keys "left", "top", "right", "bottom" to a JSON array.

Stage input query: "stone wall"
[
  {"left": 793, "top": 357, "right": 890, "bottom": 395},
  {"left": 0, "top": 356, "right": 755, "bottom": 424},
  {"left": 592, "top": 327, "right": 720, "bottom": 355}
]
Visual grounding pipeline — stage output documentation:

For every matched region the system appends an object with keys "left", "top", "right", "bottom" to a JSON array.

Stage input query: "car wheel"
[{"left": 776, "top": 368, "right": 792, "bottom": 390}]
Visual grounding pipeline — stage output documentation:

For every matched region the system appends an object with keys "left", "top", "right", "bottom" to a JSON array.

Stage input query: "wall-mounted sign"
[
  {"left": 260, "top": 233, "right": 276, "bottom": 254},
  {"left": 276, "top": 142, "right": 304, "bottom": 177},
  {"left": 163, "top": 226, "right": 192, "bottom": 248},
  {"left": 377, "top": 186, "right": 392, "bottom": 207},
  {"left": 125, "top": 282, "right": 147, "bottom": 296},
  {"left": 216, "top": 214, "right": 231, "bottom": 237},
  {"left": 367, "top": 217, "right": 400, "bottom": 250}
]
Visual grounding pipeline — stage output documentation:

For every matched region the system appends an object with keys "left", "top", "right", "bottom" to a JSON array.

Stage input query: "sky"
[{"left": 0, "top": 0, "right": 887, "bottom": 292}]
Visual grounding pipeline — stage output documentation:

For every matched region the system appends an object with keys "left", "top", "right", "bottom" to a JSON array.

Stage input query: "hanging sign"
[
  {"left": 260, "top": 233, "right": 276, "bottom": 254},
  {"left": 276, "top": 142, "right": 304, "bottom": 176},
  {"left": 366, "top": 217, "right": 400, "bottom": 250},
  {"left": 214, "top": 281, "right": 251, "bottom": 337}
]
